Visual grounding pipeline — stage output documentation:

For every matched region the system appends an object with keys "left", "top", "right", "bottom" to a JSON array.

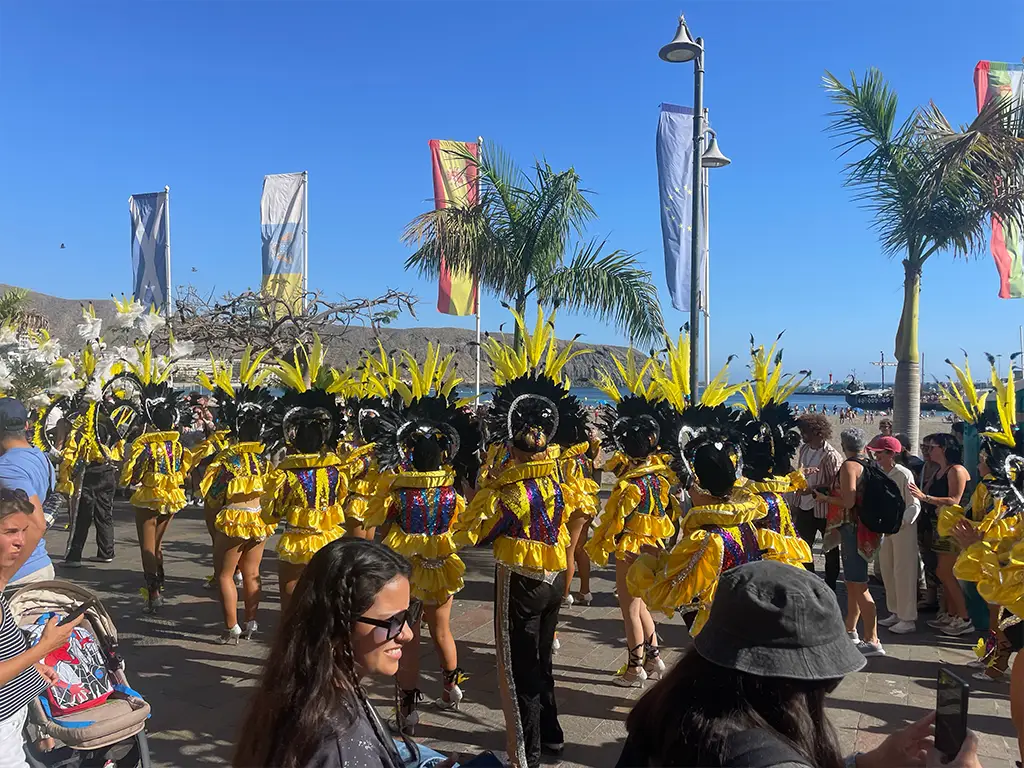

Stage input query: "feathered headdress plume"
[
  {"left": 981, "top": 353, "right": 1017, "bottom": 448},
  {"left": 481, "top": 304, "right": 589, "bottom": 387},
  {"left": 392, "top": 343, "right": 462, "bottom": 406},
  {"left": 592, "top": 348, "right": 658, "bottom": 403},
  {"left": 739, "top": 333, "right": 809, "bottom": 418},
  {"left": 649, "top": 329, "right": 743, "bottom": 411},
  {"left": 270, "top": 334, "right": 333, "bottom": 393},
  {"left": 937, "top": 353, "right": 988, "bottom": 427}
]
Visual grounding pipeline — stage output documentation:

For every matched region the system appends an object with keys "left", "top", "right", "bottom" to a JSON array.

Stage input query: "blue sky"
[{"left": 1, "top": 1, "right": 1022, "bottom": 383}]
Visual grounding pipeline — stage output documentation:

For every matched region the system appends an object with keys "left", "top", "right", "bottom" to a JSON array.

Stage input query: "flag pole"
[
  {"left": 475, "top": 137, "right": 483, "bottom": 406},
  {"left": 302, "top": 170, "right": 309, "bottom": 309},
  {"left": 163, "top": 185, "right": 172, "bottom": 320}
]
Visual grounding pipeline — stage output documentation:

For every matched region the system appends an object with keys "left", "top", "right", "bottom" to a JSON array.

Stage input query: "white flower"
[
  {"left": 27, "top": 339, "right": 61, "bottom": 365},
  {"left": 51, "top": 359, "right": 75, "bottom": 380},
  {"left": 50, "top": 378, "right": 83, "bottom": 398},
  {"left": 110, "top": 298, "right": 145, "bottom": 329},
  {"left": 115, "top": 346, "right": 140, "bottom": 367},
  {"left": 137, "top": 310, "right": 166, "bottom": 337},
  {"left": 77, "top": 314, "right": 103, "bottom": 341},
  {"left": 25, "top": 393, "right": 51, "bottom": 409},
  {"left": 0, "top": 361, "right": 11, "bottom": 392},
  {"left": 169, "top": 339, "right": 194, "bottom": 360},
  {"left": 83, "top": 380, "right": 103, "bottom": 403},
  {"left": 0, "top": 327, "right": 16, "bottom": 346}
]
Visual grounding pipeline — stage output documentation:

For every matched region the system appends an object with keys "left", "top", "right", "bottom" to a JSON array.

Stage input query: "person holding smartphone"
[{"left": 0, "top": 488, "right": 83, "bottom": 767}]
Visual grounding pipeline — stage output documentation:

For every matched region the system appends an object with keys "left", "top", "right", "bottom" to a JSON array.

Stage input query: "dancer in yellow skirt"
[
  {"left": 736, "top": 338, "right": 813, "bottom": 563},
  {"left": 115, "top": 337, "right": 191, "bottom": 614},
  {"left": 585, "top": 348, "right": 683, "bottom": 687},
  {"left": 198, "top": 347, "right": 277, "bottom": 644},
  {"left": 364, "top": 344, "right": 481, "bottom": 732},
  {"left": 261, "top": 337, "right": 349, "bottom": 615},
  {"left": 455, "top": 305, "right": 589, "bottom": 768},
  {"left": 629, "top": 400, "right": 812, "bottom": 638}
]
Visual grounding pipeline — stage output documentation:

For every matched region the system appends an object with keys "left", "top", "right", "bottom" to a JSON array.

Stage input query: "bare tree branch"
[{"left": 164, "top": 285, "right": 418, "bottom": 358}]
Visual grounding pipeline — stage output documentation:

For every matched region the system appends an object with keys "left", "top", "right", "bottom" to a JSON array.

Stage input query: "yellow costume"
[
  {"left": 367, "top": 468, "right": 467, "bottom": 605},
  {"left": 558, "top": 441, "right": 601, "bottom": 520},
  {"left": 202, "top": 442, "right": 275, "bottom": 540},
  {"left": 586, "top": 454, "right": 678, "bottom": 566},
  {"left": 120, "top": 431, "right": 188, "bottom": 516},
  {"left": 261, "top": 453, "right": 347, "bottom": 564},
  {"left": 340, "top": 442, "right": 383, "bottom": 526}
]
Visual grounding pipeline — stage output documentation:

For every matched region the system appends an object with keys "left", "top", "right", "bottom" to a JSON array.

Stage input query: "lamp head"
[
  {"left": 659, "top": 14, "right": 702, "bottom": 63},
  {"left": 701, "top": 131, "right": 731, "bottom": 168}
]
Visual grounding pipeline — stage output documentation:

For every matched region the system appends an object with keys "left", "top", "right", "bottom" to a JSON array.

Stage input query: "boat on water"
[{"left": 845, "top": 389, "right": 946, "bottom": 412}]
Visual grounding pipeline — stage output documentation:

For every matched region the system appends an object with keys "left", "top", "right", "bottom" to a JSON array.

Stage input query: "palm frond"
[{"left": 537, "top": 240, "right": 664, "bottom": 346}]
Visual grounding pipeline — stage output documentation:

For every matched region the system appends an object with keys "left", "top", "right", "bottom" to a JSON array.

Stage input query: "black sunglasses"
[
  {"left": 0, "top": 488, "right": 29, "bottom": 502},
  {"left": 356, "top": 599, "right": 423, "bottom": 641}
]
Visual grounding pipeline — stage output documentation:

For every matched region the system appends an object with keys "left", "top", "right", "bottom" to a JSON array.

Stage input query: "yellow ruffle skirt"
[
  {"left": 131, "top": 474, "right": 187, "bottom": 517},
  {"left": 409, "top": 554, "right": 466, "bottom": 606},
  {"left": 276, "top": 527, "right": 344, "bottom": 564},
  {"left": 215, "top": 507, "right": 276, "bottom": 541}
]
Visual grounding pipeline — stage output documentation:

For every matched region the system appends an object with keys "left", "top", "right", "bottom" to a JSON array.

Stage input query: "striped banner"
[
  {"left": 429, "top": 139, "right": 479, "bottom": 316},
  {"left": 975, "top": 61, "right": 1024, "bottom": 299},
  {"left": 261, "top": 172, "right": 307, "bottom": 316}
]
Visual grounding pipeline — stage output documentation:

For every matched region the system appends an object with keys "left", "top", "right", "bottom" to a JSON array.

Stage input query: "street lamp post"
[
  {"left": 660, "top": 14, "right": 705, "bottom": 402},
  {"left": 699, "top": 121, "right": 730, "bottom": 387}
]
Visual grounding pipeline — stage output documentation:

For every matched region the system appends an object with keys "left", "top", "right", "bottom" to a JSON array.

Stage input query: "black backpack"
[{"left": 854, "top": 458, "right": 904, "bottom": 535}]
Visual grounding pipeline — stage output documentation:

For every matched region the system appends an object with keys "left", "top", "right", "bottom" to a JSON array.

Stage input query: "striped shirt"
[
  {"left": 0, "top": 594, "right": 46, "bottom": 722},
  {"left": 797, "top": 442, "right": 844, "bottom": 519}
]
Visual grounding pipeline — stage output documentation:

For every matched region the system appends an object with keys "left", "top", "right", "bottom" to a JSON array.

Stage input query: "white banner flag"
[
  {"left": 261, "top": 171, "right": 307, "bottom": 313},
  {"left": 129, "top": 190, "right": 170, "bottom": 312}
]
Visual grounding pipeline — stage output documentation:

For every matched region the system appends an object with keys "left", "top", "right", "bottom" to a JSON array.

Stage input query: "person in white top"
[{"left": 867, "top": 435, "right": 922, "bottom": 634}]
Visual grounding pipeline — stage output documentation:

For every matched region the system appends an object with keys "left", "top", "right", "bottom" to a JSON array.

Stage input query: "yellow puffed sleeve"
[
  {"left": 755, "top": 527, "right": 813, "bottom": 565},
  {"left": 937, "top": 505, "right": 967, "bottom": 537},
  {"left": 452, "top": 486, "right": 500, "bottom": 549},
  {"left": 259, "top": 469, "right": 288, "bottom": 525},
  {"left": 119, "top": 438, "right": 147, "bottom": 488}
]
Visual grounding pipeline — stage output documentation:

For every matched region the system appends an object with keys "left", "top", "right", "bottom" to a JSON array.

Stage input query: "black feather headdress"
[
  {"left": 673, "top": 404, "right": 748, "bottom": 498},
  {"left": 265, "top": 388, "right": 343, "bottom": 455},
  {"left": 373, "top": 393, "right": 481, "bottom": 487},
  {"left": 596, "top": 395, "right": 679, "bottom": 460},
  {"left": 485, "top": 372, "right": 587, "bottom": 454},
  {"left": 740, "top": 401, "right": 802, "bottom": 482},
  {"left": 218, "top": 385, "right": 275, "bottom": 443}
]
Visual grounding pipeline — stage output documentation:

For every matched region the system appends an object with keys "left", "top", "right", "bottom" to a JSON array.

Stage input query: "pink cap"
[{"left": 867, "top": 435, "right": 902, "bottom": 454}]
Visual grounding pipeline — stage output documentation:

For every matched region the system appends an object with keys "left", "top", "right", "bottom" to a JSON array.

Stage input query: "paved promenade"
[{"left": 28, "top": 502, "right": 1021, "bottom": 768}]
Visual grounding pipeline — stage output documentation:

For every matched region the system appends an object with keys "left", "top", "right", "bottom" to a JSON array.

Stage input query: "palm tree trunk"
[
  {"left": 893, "top": 258, "right": 922, "bottom": 452},
  {"left": 513, "top": 292, "right": 527, "bottom": 353}
]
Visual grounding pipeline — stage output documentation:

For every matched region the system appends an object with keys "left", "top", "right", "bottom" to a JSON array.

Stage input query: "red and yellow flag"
[{"left": 430, "top": 139, "right": 479, "bottom": 316}]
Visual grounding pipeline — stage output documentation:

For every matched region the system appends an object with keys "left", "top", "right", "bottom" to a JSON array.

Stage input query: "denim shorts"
[{"left": 839, "top": 522, "right": 868, "bottom": 584}]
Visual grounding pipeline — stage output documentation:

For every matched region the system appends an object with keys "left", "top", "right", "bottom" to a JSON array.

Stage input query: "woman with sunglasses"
[
  {"left": 909, "top": 432, "right": 972, "bottom": 636},
  {"left": 235, "top": 538, "right": 450, "bottom": 768}
]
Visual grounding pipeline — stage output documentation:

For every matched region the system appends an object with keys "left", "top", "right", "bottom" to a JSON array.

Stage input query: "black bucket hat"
[{"left": 694, "top": 560, "right": 866, "bottom": 681}]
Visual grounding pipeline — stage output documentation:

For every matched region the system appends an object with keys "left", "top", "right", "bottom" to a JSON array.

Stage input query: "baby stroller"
[{"left": 7, "top": 580, "right": 152, "bottom": 768}]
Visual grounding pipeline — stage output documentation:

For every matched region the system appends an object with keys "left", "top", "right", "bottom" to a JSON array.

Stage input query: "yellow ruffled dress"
[
  {"left": 743, "top": 471, "right": 813, "bottom": 565},
  {"left": 201, "top": 442, "right": 276, "bottom": 541},
  {"left": 585, "top": 454, "right": 678, "bottom": 567},
  {"left": 558, "top": 441, "right": 601, "bottom": 520},
  {"left": 119, "top": 430, "right": 188, "bottom": 516},
  {"left": 366, "top": 468, "right": 467, "bottom": 605},
  {"left": 628, "top": 490, "right": 807, "bottom": 636},
  {"left": 339, "top": 443, "right": 384, "bottom": 527},
  {"left": 938, "top": 482, "right": 1021, "bottom": 584},
  {"left": 260, "top": 453, "right": 348, "bottom": 564},
  {"left": 455, "top": 455, "right": 569, "bottom": 574}
]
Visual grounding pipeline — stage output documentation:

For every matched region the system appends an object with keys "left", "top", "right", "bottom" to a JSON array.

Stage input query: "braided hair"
[{"left": 234, "top": 539, "right": 413, "bottom": 768}]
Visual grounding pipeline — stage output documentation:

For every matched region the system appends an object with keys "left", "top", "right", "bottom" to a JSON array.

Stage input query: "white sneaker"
[
  {"left": 878, "top": 614, "right": 900, "bottom": 627},
  {"left": 927, "top": 612, "right": 952, "bottom": 629},
  {"left": 941, "top": 617, "right": 976, "bottom": 637},
  {"left": 552, "top": 636, "right": 561, "bottom": 651},
  {"left": 856, "top": 640, "right": 886, "bottom": 657},
  {"left": 847, "top": 630, "right": 860, "bottom": 643},
  {"left": 889, "top": 621, "right": 916, "bottom": 635}
]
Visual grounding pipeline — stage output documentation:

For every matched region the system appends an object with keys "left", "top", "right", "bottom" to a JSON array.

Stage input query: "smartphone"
[
  {"left": 58, "top": 598, "right": 98, "bottom": 627},
  {"left": 459, "top": 752, "right": 503, "bottom": 768},
  {"left": 814, "top": 486, "right": 831, "bottom": 496},
  {"left": 935, "top": 667, "right": 969, "bottom": 762}
]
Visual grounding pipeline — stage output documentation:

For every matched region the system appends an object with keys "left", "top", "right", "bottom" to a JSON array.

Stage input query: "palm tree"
[
  {"left": 0, "top": 288, "right": 28, "bottom": 328},
  {"left": 825, "top": 69, "right": 1024, "bottom": 449},
  {"left": 403, "top": 144, "right": 663, "bottom": 349}
]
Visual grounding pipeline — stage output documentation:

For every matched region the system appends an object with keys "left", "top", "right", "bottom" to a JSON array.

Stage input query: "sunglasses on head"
[
  {"left": 0, "top": 488, "right": 29, "bottom": 503},
  {"left": 356, "top": 599, "right": 423, "bottom": 641}
]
